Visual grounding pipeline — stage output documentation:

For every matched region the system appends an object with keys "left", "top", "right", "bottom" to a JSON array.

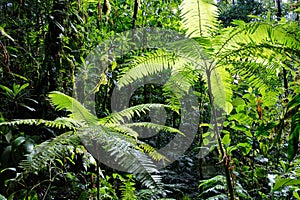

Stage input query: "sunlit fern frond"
[
  {"left": 180, "top": 0, "right": 218, "bottom": 37},
  {"left": 48, "top": 91, "right": 98, "bottom": 125},
  {"left": 125, "top": 122, "right": 185, "bottom": 136},
  {"left": 0, "top": 117, "right": 82, "bottom": 130},
  {"left": 104, "top": 123, "right": 171, "bottom": 162},
  {"left": 210, "top": 65, "right": 233, "bottom": 113},
  {"left": 10, "top": 92, "right": 167, "bottom": 193},
  {"left": 100, "top": 103, "right": 176, "bottom": 124},
  {"left": 214, "top": 21, "right": 300, "bottom": 58},
  {"left": 117, "top": 49, "right": 179, "bottom": 88},
  {"left": 120, "top": 46, "right": 232, "bottom": 114},
  {"left": 231, "top": 57, "right": 282, "bottom": 106},
  {"left": 210, "top": 21, "right": 300, "bottom": 111},
  {"left": 117, "top": 48, "right": 205, "bottom": 100}
]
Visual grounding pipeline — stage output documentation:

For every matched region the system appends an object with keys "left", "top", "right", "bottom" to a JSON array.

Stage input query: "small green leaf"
[
  {"left": 293, "top": 190, "right": 300, "bottom": 200},
  {"left": 273, "top": 178, "right": 300, "bottom": 191},
  {"left": 237, "top": 142, "right": 252, "bottom": 155},
  {"left": 228, "top": 113, "right": 252, "bottom": 125},
  {"left": 12, "top": 136, "right": 26, "bottom": 149},
  {"left": 225, "top": 102, "right": 233, "bottom": 115},
  {"left": 236, "top": 105, "right": 245, "bottom": 113},
  {"left": 287, "top": 93, "right": 300, "bottom": 112},
  {"left": 222, "top": 134, "right": 231, "bottom": 146},
  {"left": 203, "top": 138, "right": 210, "bottom": 146}
]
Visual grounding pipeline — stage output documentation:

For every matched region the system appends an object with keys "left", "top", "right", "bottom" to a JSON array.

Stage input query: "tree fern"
[{"left": 0, "top": 92, "right": 173, "bottom": 196}]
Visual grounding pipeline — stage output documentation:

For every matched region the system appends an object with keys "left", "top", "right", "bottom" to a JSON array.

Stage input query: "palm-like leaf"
[
  {"left": 48, "top": 91, "right": 98, "bottom": 125},
  {"left": 214, "top": 21, "right": 300, "bottom": 58}
]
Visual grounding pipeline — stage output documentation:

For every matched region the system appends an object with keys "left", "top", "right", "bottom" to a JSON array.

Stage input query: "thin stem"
[{"left": 97, "top": 161, "right": 100, "bottom": 200}]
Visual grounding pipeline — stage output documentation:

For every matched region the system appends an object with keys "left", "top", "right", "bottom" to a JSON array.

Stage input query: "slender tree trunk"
[
  {"left": 132, "top": 0, "right": 139, "bottom": 29},
  {"left": 43, "top": 0, "right": 66, "bottom": 92}
]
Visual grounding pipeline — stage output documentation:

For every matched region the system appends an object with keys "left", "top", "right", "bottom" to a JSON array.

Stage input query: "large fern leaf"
[
  {"left": 0, "top": 117, "right": 82, "bottom": 130},
  {"left": 214, "top": 21, "right": 300, "bottom": 57},
  {"left": 19, "top": 131, "right": 80, "bottom": 173},
  {"left": 78, "top": 126, "right": 164, "bottom": 191},
  {"left": 48, "top": 91, "right": 98, "bottom": 125},
  {"left": 180, "top": 0, "right": 218, "bottom": 37}
]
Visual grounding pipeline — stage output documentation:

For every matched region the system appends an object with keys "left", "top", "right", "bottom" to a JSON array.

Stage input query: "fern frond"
[
  {"left": 137, "top": 142, "right": 167, "bottom": 162},
  {"left": 215, "top": 21, "right": 300, "bottom": 58},
  {"left": 125, "top": 122, "right": 185, "bottom": 136},
  {"left": 20, "top": 131, "right": 80, "bottom": 173},
  {"left": 79, "top": 126, "right": 164, "bottom": 190},
  {"left": 210, "top": 65, "right": 233, "bottom": 114},
  {"left": 48, "top": 91, "right": 98, "bottom": 125},
  {"left": 101, "top": 103, "right": 174, "bottom": 124},
  {"left": 105, "top": 123, "right": 140, "bottom": 139},
  {"left": 231, "top": 57, "right": 282, "bottom": 106},
  {"left": 0, "top": 118, "right": 82, "bottom": 130},
  {"left": 117, "top": 50, "right": 179, "bottom": 88},
  {"left": 180, "top": 0, "right": 218, "bottom": 37}
]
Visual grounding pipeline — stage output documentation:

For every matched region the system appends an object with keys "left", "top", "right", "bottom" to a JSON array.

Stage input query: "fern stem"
[
  {"left": 197, "top": 0, "right": 202, "bottom": 37},
  {"left": 206, "top": 69, "right": 235, "bottom": 200},
  {"left": 283, "top": 68, "right": 289, "bottom": 97},
  {"left": 97, "top": 160, "right": 100, "bottom": 200}
]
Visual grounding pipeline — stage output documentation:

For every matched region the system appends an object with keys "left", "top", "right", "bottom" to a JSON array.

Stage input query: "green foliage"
[
  {"left": 0, "top": 91, "right": 168, "bottom": 198},
  {"left": 0, "top": 83, "right": 37, "bottom": 118},
  {"left": 113, "top": 173, "right": 137, "bottom": 200},
  {"left": 286, "top": 93, "right": 300, "bottom": 162},
  {"left": 199, "top": 175, "right": 227, "bottom": 199},
  {"left": 1, "top": 0, "right": 300, "bottom": 199},
  {"left": 218, "top": 0, "right": 266, "bottom": 27}
]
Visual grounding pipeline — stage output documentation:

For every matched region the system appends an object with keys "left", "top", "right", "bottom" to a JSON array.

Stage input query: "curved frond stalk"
[
  {"left": 48, "top": 91, "right": 98, "bottom": 125},
  {"left": 180, "top": 0, "right": 218, "bottom": 37}
]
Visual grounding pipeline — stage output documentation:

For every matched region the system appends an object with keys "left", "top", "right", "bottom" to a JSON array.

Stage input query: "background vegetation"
[{"left": 0, "top": 0, "right": 300, "bottom": 199}]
